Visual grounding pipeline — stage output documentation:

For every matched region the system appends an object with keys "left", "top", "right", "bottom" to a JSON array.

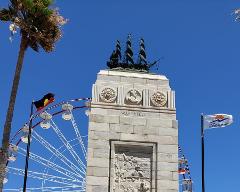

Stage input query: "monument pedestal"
[{"left": 86, "top": 70, "right": 178, "bottom": 192}]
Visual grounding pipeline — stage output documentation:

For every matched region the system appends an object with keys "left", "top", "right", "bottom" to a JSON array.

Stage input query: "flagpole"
[
  {"left": 201, "top": 113, "right": 205, "bottom": 192},
  {"left": 23, "top": 101, "right": 34, "bottom": 192}
]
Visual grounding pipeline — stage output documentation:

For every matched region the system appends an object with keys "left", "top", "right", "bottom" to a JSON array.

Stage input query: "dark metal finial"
[
  {"left": 116, "top": 40, "right": 121, "bottom": 60},
  {"left": 125, "top": 34, "right": 134, "bottom": 65},
  {"left": 138, "top": 38, "right": 147, "bottom": 64},
  {"left": 107, "top": 40, "right": 122, "bottom": 69}
]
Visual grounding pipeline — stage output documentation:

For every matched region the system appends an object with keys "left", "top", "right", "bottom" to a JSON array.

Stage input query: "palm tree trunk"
[{"left": 0, "top": 33, "right": 28, "bottom": 191}]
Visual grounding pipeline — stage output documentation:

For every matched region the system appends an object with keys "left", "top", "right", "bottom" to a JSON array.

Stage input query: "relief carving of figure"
[
  {"left": 113, "top": 153, "right": 150, "bottom": 192},
  {"left": 125, "top": 89, "right": 142, "bottom": 105},
  {"left": 139, "top": 183, "right": 149, "bottom": 192}
]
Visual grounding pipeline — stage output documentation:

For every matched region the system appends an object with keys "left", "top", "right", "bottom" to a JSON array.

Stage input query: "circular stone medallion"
[
  {"left": 151, "top": 91, "right": 167, "bottom": 107},
  {"left": 100, "top": 87, "right": 117, "bottom": 103},
  {"left": 126, "top": 89, "right": 142, "bottom": 105}
]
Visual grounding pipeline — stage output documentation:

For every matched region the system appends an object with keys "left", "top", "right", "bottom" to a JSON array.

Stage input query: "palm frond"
[{"left": 0, "top": 8, "right": 13, "bottom": 21}]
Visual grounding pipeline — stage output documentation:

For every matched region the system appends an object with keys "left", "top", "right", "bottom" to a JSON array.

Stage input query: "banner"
[{"left": 204, "top": 114, "right": 233, "bottom": 129}]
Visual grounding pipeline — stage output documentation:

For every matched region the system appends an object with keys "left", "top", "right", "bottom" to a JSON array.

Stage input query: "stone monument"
[{"left": 86, "top": 69, "right": 178, "bottom": 192}]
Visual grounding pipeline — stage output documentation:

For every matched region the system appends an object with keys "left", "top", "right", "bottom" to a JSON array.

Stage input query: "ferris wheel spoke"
[
  {"left": 57, "top": 190, "right": 86, "bottom": 192},
  {"left": 70, "top": 111, "right": 87, "bottom": 161},
  {"left": 39, "top": 183, "right": 86, "bottom": 191},
  {"left": 16, "top": 146, "right": 82, "bottom": 180},
  {"left": 50, "top": 119, "right": 86, "bottom": 171},
  {"left": 32, "top": 131, "right": 86, "bottom": 176},
  {"left": 8, "top": 167, "right": 84, "bottom": 186},
  {"left": 3, "top": 186, "right": 86, "bottom": 192},
  {"left": 3, "top": 186, "right": 85, "bottom": 192},
  {"left": 40, "top": 185, "right": 86, "bottom": 191}
]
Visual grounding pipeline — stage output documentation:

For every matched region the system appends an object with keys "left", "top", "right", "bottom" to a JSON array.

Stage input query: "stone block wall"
[{"left": 86, "top": 70, "right": 178, "bottom": 192}]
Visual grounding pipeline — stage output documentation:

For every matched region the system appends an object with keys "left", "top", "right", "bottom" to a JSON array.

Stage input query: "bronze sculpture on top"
[{"left": 107, "top": 35, "right": 158, "bottom": 72}]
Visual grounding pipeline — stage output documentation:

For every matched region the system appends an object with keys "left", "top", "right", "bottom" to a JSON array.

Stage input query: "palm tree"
[{"left": 0, "top": 0, "right": 67, "bottom": 189}]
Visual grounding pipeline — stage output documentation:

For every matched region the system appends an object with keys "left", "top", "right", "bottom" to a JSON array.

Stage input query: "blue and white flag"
[{"left": 204, "top": 114, "right": 233, "bottom": 129}]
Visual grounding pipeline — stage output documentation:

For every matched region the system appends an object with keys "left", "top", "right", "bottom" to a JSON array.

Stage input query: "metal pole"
[
  {"left": 201, "top": 113, "right": 205, "bottom": 192},
  {"left": 22, "top": 101, "right": 34, "bottom": 192}
]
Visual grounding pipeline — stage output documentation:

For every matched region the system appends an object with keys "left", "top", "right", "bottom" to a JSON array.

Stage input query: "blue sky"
[{"left": 1, "top": 0, "right": 240, "bottom": 191}]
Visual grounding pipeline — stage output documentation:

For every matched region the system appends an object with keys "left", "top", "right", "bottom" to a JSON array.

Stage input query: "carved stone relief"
[
  {"left": 99, "top": 87, "right": 117, "bottom": 103},
  {"left": 150, "top": 91, "right": 167, "bottom": 107},
  {"left": 113, "top": 146, "right": 152, "bottom": 192},
  {"left": 125, "top": 89, "right": 142, "bottom": 105}
]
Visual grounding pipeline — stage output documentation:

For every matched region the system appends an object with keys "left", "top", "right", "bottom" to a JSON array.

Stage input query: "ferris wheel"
[{"left": 3, "top": 97, "right": 91, "bottom": 192}]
